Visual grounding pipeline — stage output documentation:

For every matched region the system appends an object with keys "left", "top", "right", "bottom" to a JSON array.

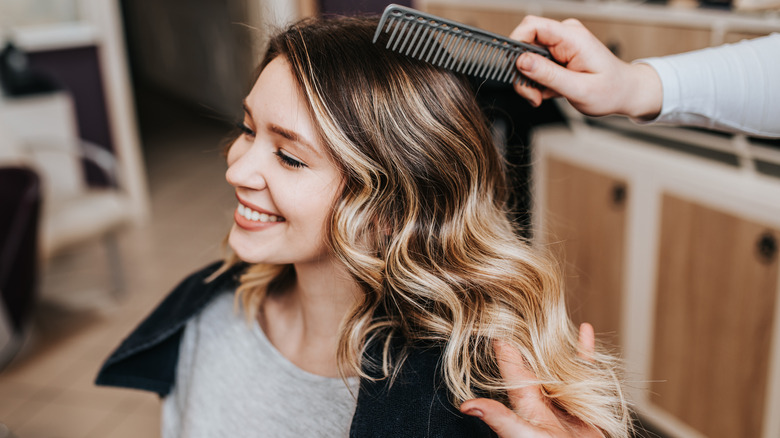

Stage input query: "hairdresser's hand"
[
  {"left": 510, "top": 16, "right": 662, "bottom": 120},
  {"left": 460, "top": 323, "right": 602, "bottom": 437}
]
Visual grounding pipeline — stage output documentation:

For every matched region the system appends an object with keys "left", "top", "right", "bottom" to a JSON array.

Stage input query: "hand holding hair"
[
  {"left": 461, "top": 323, "right": 604, "bottom": 437},
  {"left": 510, "top": 15, "right": 662, "bottom": 121}
]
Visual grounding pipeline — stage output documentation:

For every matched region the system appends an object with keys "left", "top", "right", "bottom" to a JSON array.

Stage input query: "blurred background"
[{"left": 1, "top": 0, "right": 779, "bottom": 437}]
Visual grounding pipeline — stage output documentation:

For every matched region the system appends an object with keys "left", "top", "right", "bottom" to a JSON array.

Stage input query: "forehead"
[{"left": 245, "top": 57, "right": 319, "bottom": 144}]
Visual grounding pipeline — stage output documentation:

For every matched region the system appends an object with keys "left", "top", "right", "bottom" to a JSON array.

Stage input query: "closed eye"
[
  {"left": 237, "top": 121, "right": 255, "bottom": 137},
  {"left": 274, "top": 150, "right": 307, "bottom": 169}
]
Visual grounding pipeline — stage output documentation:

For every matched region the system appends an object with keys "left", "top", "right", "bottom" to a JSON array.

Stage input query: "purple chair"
[{"left": 0, "top": 166, "right": 40, "bottom": 369}]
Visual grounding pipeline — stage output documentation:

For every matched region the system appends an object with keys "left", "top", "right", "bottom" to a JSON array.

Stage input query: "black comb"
[{"left": 373, "top": 4, "right": 554, "bottom": 86}]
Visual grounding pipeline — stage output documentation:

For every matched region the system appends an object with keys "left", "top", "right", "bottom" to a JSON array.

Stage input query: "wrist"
[{"left": 621, "top": 62, "right": 663, "bottom": 120}]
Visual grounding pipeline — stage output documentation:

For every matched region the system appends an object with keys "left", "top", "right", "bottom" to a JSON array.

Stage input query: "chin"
[{"left": 227, "top": 226, "right": 265, "bottom": 264}]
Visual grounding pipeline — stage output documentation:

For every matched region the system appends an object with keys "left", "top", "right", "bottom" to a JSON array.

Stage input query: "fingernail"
[
  {"left": 464, "top": 408, "right": 484, "bottom": 419},
  {"left": 518, "top": 53, "right": 535, "bottom": 72}
]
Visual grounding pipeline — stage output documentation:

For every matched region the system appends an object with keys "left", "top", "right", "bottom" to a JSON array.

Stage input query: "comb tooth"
[
  {"left": 453, "top": 34, "right": 475, "bottom": 71},
  {"left": 503, "top": 50, "right": 523, "bottom": 82},
  {"left": 391, "top": 20, "right": 411, "bottom": 52},
  {"left": 385, "top": 17, "right": 402, "bottom": 49},
  {"left": 499, "top": 51, "right": 521, "bottom": 83},
  {"left": 468, "top": 42, "right": 490, "bottom": 76},
  {"left": 422, "top": 28, "right": 442, "bottom": 62},
  {"left": 404, "top": 21, "right": 425, "bottom": 56},
  {"left": 493, "top": 49, "right": 515, "bottom": 81},
  {"left": 472, "top": 45, "right": 490, "bottom": 78},
  {"left": 397, "top": 18, "right": 417, "bottom": 53},
  {"left": 441, "top": 32, "right": 460, "bottom": 69},
  {"left": 489, "top": 48, "right": 512, "bottom": 80},
  {"left": 383, "top": 16, "right": 395, "bottom": 35},
  {"left": 428, "top": 28, "right": 447, "bottom": 65},
  {"left": 462, "top": 41, "right": 480, "bottom": 75},
  {"left": 456, "top": 38, "right": 478, "bottom": 73},
  {"left": 507, "top": 70, "right": 518, "bottom": 85},
  {"left": 410, "top": 26, "right": 429, "bottom": 58},
  {"left": 443, "top": 31, "right": 467, "bottom": 70},
  {"left": 436, "top": 30, "right": 458, "bottom": 67},
  {"left": 489, "top": 47, "right": 507, "bottom": 80},
  {"left": 430, "top": 29, "right": 453, "bottom": 66},
  {"left": 477, "top": 45, "right": 500, "bottom": 78}
]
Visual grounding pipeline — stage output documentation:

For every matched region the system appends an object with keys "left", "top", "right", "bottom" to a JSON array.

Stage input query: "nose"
[{"left": 225, "top": 140, "right": 267, "bottom": 191}]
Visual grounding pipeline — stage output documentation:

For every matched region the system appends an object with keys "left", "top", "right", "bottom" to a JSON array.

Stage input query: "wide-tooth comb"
[{"left": 373, "top": 4, "right": 554, "bottom": 86}]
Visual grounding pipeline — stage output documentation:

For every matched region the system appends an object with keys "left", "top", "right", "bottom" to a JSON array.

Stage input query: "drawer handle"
[
  {"left": 611, "top": 183, "right": 627, "bottom": 207},
  {"left": 757, "top": 232, "right": 777, "bottom": 264}
]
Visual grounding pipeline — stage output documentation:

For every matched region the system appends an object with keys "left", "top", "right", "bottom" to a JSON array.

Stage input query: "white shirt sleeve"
[{"left": 638, "top": 33, "right": 780, "bottom": 138}]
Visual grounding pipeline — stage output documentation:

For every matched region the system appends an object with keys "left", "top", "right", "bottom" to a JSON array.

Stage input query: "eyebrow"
[{"left": 242, "top": 101, "right": 322, "bottom": 159}]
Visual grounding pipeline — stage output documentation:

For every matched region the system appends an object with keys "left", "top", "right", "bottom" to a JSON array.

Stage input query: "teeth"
[{"left": 238, "top": 203, "right": 284, "bottom": 223}]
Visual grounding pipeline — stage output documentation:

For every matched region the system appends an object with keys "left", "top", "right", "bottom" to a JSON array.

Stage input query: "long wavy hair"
[{"left": 222, "top": 16, "right": 630, "bottom": 437}]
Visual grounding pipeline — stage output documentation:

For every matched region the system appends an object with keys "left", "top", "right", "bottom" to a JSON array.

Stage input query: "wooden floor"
[{"left": 0, "top": 91, "right": 236, "bottom": 438}]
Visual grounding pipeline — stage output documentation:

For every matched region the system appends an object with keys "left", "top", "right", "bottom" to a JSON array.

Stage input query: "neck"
[{"left": 260, "top": 257, "right": 361, "bottom": 377}]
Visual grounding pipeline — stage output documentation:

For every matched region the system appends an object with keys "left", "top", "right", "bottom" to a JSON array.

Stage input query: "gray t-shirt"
[{"left": 162, "top": 292, "right": 359, "bottom": 438}]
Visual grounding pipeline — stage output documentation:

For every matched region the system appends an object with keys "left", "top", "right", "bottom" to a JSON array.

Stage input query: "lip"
[{"left": 234, "top": 194, "right": 284, "bottom": 231}]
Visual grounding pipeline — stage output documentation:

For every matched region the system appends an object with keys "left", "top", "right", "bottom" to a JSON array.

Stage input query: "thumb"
[
  {"left": 516, "top": 52, "right": 577, "bottom": 97},
  {"left": 461, "top": 398, "right": 530, "bottom": 437}
]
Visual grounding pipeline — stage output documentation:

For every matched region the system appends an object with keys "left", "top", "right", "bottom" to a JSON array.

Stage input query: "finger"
[
  {"left": 493, "top": 341, "right": 553, "bottom": 420},
  {"left": 509, "top": 15, "right": 551, "bottom": 45},
  {"left": 509, "top": 15, "right": 575, "bottom": 48},
  {"left": 516, "top": 52, "right": 580, "bottom": 98},
  {"left": 578, "top": 323, "right": 595, "bottom": 361},
  {"left": 512, "top": 79, "right": 543, "bottom": 107},
  {"left": 461, "top": 398, "right": 531, "bottom": 437}
]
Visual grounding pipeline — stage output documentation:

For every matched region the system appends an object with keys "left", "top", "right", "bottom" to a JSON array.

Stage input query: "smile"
[{"left": 237, "top": 203, "right": 285, "bottom": 223}]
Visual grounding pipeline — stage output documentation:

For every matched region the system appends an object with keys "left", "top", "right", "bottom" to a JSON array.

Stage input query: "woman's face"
[{"left": 226, "top": 57, "right": 342, "bottom": 267}]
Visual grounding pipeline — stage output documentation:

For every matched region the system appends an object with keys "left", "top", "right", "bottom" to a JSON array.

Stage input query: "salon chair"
[{"left": 0, "top": 92, "right": 131, "bottom": 297}]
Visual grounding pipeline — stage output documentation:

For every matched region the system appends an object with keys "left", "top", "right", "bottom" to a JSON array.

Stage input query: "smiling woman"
[{"left": 96, "top": 16, "right": 632, "bottom": 438}]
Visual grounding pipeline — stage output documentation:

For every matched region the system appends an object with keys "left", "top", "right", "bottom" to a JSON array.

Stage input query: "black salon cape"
[{"left": 95, "top": 261, "right": 496, "bottom": 437}]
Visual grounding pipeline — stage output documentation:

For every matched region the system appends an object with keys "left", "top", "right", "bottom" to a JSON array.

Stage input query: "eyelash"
[
  {"left": 236, "top": 121, "right": 307, "bottom": 169},
  {"left": 274, "top": 151, "right": 306, "bottom": 169},
  {"left": 237, "top": 121, "right": 254, "bottom": 137}
]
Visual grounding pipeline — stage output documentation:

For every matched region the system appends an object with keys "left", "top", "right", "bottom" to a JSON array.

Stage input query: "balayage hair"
[{"left": 224, "top": 16, "right": 630, "bottom": 437}]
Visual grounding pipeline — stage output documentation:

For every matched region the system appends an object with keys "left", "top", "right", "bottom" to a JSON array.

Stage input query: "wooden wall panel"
[
  {"left": 544, "top": 158, "right": 627, "bottom": 345},
  {"left": 651, "top": 194, "right": 779, "bottom": 438},
  {"left": 425, "top": 4, "right": 525, "bottom": 37}
]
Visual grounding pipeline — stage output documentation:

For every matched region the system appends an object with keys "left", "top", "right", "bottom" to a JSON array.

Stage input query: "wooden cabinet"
[
  {"left": 571, "top": 20, "right": 712, "bottom": 60},
  {"left": 533, "top": 124, "right": 780, "bottom": 438},
  {"left": 544, "top": 158, "right": 627, "bottom": 346},
  {"left": 651, "top": 195, "right": 779, "bottom": 438},
  {"left": 418, "top": 0, "right": 780, "bottom": 60}
]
